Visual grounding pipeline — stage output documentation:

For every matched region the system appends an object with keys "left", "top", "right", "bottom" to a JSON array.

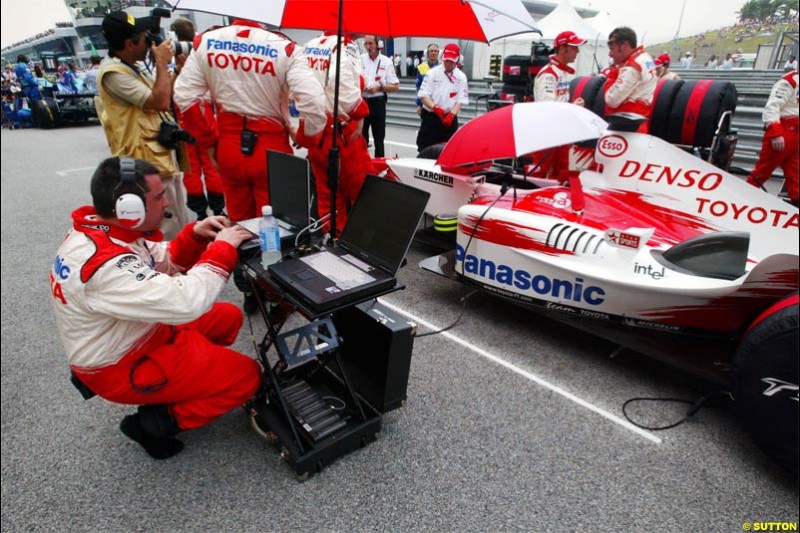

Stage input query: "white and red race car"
[{"left": 377, "top": 104, "right": 798, "bottom": 472}]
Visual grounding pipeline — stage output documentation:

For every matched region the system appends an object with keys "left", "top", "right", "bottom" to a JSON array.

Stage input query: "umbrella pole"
[{"left": 327, "top": 0, "right": 345, "bottom": 243}]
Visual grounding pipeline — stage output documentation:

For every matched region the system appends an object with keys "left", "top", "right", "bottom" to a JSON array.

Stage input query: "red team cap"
[
  {"left": 656, "top": 53, "right": 671, "bottom": 67},
  {"left": 553, "top": 31, "right": 587, "bottom": 47},
  {"left": 442, "top": 43, "right": 460, "bottom": 62}
]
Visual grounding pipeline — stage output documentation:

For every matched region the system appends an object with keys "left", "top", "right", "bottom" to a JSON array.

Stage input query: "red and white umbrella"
[
  {"left": 436, "top": 101, "right": 608, "bottom": 169},
  {"left": 166, "top": 0, "right": 539, "bottom": 42}
]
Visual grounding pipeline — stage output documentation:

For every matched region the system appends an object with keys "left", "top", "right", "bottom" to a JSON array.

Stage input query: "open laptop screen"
[
  {"left": 339, "top": 175, "right": 430, "bottom": 275},
  {"left": 267, "top": 150, "right": 311, "bottom": 229}
]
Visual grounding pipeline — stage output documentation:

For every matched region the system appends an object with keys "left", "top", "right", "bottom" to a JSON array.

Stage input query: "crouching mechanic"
[
  {"left": 50, "top": 157, "right": 260, "bottom": 460},
  {"left": 746, "top": 69, "right": 798, "bottom": 206},
  {"left": 303, "top": 32, "right": 371, "bottom": 234}
]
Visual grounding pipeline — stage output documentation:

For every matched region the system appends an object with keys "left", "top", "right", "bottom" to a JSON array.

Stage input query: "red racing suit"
[
  {"left": 51, "top": 207, "right": 261, "bottom": 431},
  {"left": 747, "top": 71, "right": 799, "bottom": 202},
  {"left": 174, "top": 20, "right": 326, "bottom": 222},
  {"left": 175, "top": 102, "right": 224, "bottom": 199},
  {"left": 303, "top": 32, "right": 371, "bottom": 233},
  {"left": 532, "top": 57, "right": 584, "bottom": 212},
  {"left": 603, "top": 47, "right": 657, "bottom": 132}
]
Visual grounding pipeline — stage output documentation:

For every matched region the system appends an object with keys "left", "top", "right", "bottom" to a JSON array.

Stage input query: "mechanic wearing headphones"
[{"left": 51, "top": 157, "right": 259, "bottom": 460}]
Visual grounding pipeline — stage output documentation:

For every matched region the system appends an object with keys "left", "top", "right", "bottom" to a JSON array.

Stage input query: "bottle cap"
[{"left": 261, "top": 205, "right": 272, "bottom": 216}]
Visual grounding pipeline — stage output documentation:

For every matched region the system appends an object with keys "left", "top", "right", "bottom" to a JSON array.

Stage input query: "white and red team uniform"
[
  {"left": 603, "top": 46, "right": 658, "bottom": 132},
  {"left": 52, "top": 207, "right": 261, "bottom": 431},
  {"left": 747, "top": 71, "right": 799, "bottom": 203},
  {"left": 303, "top": 32, "right": 371, "bottom": 233},
  {"left": 174, "top": 20, "right": 326, "bottom": 223},
  {"left": 533, "top": 57, "right": 577, "bottom": 184},
  {"left": 175, "top": 101, "right": 226, "bottom": 217}
]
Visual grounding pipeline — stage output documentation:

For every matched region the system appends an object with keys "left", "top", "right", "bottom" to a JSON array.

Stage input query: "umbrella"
[
  {"left": 166, "top": 0, "right": 539, "bottom": 43},
  {"left": 166, "top": 0, "right": 540, "bottom": 234},
  {"left": 436, "top": 101, "right": 608, "bottom": 168}
]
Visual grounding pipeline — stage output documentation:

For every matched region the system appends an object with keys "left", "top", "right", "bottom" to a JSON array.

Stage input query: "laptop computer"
[
  {"left": 268, "top": 175, "right": 430, "bottom": 313},
  {"left": 238, "top": 150, "right": 314, "bottom": 251}
]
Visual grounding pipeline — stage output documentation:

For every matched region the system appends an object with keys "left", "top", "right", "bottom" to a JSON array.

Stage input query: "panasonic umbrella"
[
  {"left": 166, "top": 0, "right": 540, "bottom": 235},
  {"left": 436, "top": 101, "right": 608, "bottom": 169}
]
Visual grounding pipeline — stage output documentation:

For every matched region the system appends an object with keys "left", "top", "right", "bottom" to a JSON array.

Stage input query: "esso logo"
[{"left": 597, "top": 135, "right": 628, "bottom": 158}]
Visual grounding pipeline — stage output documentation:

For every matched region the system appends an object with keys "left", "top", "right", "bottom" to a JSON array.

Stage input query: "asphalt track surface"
[{"left": 2, "top": 124, "right": 797, "bottom": 533}]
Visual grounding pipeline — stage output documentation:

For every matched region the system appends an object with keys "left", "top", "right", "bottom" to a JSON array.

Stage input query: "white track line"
[
  {"left": 55, "top": 166, "right": 96, "bottom": 177},
  {"left": 385, "top": 141, "right": 418, "bottom": 149},
  {"left": 378, "top": 298, "right": 662, "bottom": 444}
]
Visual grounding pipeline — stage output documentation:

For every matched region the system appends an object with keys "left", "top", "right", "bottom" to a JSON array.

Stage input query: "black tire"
[
  {"left": 666, "top": 80, "right": 737, "bottom": 147},
  {"left": 648, "top": 79, "right": 684, "bottom": 142},
  {"left": 569, "top": 76, "right": 605, "bottom": 116},
  {"left": 32, "top": 98, "right": 60, "bottom": 129},
  {"left": 417, "top": 143, "right": 446, "bottom": 160},
  {"left": 732, "top": 293, "right": 799, "bottom": 475}
]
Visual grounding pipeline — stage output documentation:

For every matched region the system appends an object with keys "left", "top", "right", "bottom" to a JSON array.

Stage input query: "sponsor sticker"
[
  {"left": 597, "top": 134, "right": 628, "bottom": 158},
  {"left": 605, "top": 230, "right": 641, "bottom": 249}
]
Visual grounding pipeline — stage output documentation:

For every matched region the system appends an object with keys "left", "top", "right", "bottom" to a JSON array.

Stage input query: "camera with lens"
[
  {"left": 158, "top": 120, "right": 196, "bottom": 149},
  {"left": 145, "top": 8, "right": 193, "bottom": 57}
]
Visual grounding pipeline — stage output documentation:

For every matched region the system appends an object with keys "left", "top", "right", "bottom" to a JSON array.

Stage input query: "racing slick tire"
[
  {"left": 648, "top": 79, "right": 684, "bottom": 142},
  {"left": 732, "top": 293, "right": 799, "bottom": 475},
  {"left": 569, "top": 76, "right": 606, "bottom": 116},
  {"left": 32, "top": 98, "right": 61, "bottom": 129},
  {"left": 665, "top": 80, "right": 737, "bottom": 148},
  {"left": 417, "top": 142, "right": 446, "bottom": 160},
  {"left": 570, "top": 76, "right": 606, "bottom": 149}
]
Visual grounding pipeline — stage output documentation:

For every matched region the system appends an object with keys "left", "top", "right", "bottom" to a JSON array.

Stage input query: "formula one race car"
[{"left": 378, "top": 102, "right": 799, "bottom": 473}]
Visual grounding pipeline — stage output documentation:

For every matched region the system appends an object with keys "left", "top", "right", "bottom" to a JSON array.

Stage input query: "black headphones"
[{"left": 114, "top": 157, "right": 147, "bottom": 229}]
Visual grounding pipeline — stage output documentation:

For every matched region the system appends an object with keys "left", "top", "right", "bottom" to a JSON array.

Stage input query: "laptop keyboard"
[{"left": 302, "top": 253, "right": 374, "bottom": 290}]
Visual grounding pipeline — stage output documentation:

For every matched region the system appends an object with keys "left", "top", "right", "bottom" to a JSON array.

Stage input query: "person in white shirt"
[
  {"left": 416, "top": 43, "right": 469, "bottom": 152},
  {"left": 679, "top": 51, "right": 694, "bottom": 69},
  {"left": 705, "top": 55, "right": 718, "bottom": 69},
  {"left": 360, "top": 35, "right": 399, "bottom": 157},
  {"left": 720, "top": 53, "right": 734, "bottom": 70},
  {"left": 784, "top": 55, "right": 798, "bottom": 73}
]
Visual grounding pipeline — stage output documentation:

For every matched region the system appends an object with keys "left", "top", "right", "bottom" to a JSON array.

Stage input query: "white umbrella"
[{"left": 437, "top": 101, "right": 608, "bottom": 167}]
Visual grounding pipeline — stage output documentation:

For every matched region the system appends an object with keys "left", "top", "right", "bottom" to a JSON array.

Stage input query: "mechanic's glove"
[
  {"left": 295, "top": 120, "right": 324, "bottom": 149},
  {"left": 441, "top": 112, "right": 455, "bottom": 128},
  {"left": 433, "top": 105, "right": 447, "bottom": 120}
]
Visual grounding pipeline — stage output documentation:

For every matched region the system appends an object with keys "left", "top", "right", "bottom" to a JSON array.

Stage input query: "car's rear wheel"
[
  {"left": 732, "top": 293, "right": 798, "bottom": 474},
  {"left": 32, "top": 98, "right": 61, "bottom": 129}
]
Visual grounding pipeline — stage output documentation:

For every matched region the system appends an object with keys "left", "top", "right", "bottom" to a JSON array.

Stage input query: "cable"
[
  {"left": 416, "top": 155, "right": 550, "bottom": 338},
  {"left": 294, "top": 212, "right": 331, "bottom": 248},
  {"left": 621, "top": 390, "right": 733, "bottom": 431},
  {"left": 415, "top": 177, "right": 512, "bottom": 337}
]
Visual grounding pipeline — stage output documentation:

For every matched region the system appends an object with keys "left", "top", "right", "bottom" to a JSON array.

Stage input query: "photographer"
[{"left": 96, "top": 10, "right": 189, "bottom": 240}]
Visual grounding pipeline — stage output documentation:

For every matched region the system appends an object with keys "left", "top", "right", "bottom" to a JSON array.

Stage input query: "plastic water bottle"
[{"left": 259, "top": 205, "right": 281, "bottom": 268}]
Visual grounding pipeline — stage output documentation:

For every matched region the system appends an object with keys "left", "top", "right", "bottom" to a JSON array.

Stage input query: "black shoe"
[
  {"left": 120, "top": 414, "right": 183, "bottom": 460},
  {"left": 243, "top": 292, "right": 260, "bottom": 315}
]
